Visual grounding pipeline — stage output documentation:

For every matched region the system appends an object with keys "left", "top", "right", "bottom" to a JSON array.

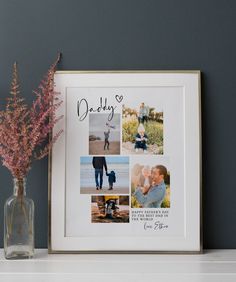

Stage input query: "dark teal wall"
[{"left": 0, "top": 0, "right": 236, "bottom": 248}]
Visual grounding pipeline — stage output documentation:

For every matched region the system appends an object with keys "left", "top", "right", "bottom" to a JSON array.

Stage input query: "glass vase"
[{"left": 4, "top": 177, "right": 34, "bottom": 259}]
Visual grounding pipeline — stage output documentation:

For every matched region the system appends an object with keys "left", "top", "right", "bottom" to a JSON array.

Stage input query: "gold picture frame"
[{"left": 48, "top": 70, "right": 202, "bottom": 254}]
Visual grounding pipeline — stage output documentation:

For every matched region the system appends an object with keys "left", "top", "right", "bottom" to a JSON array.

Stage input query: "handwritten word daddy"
[{"left": 77, "top": 95, "right": 123, "bottom": 121}]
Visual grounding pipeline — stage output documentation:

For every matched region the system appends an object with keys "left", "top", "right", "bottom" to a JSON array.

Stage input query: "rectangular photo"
[
  {"left": 89, "top": 113, "right": 120, "bottom": 155},
  {"left": 91, "top": 195, "right": 129, "bottom": 223},
  {"left": 122, "top": 102, "right": 163, "bottom": 155},
  {"left": 80, "top": 156, "right": 129, "bottom": 194},
  {"left": 131, "top": 157, "right": 170, "bottom": 208}
]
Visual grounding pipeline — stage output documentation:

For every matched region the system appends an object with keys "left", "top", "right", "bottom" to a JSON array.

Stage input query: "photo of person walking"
[
  {"left": 92, "top": 156, "right": 107, "bottom": 190},
  {"left": 106, "top": 170, "right": 116, "bottom": 190},
  {"left": 80, "top": 156, "right": 129, "bottom": 194}
]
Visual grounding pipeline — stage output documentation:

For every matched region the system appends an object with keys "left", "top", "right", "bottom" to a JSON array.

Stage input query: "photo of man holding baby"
[{"left": 131, "top": 161, "right": 170, "bottom": 208}]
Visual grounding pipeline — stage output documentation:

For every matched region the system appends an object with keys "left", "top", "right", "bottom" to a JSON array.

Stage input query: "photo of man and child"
[
  {"left": 131, "top": 160, "right": 170, "bottom": 208},
  {"left": 80, "top": 156, "right": 129, "bottom": 194},
  {"left": 122, "top": 102, "right": 164, "bottom": 155},
  {"left": 89, "top": 113, "right": 120, "bottom": 155}
]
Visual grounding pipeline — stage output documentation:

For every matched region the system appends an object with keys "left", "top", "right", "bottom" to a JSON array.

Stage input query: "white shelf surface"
[{"left": 0, "top": 249, "right": 236, "bottom": 282}]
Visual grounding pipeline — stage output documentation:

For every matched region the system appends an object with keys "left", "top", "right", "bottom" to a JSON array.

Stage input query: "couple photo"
[
  {"left": 131, "top": 159, "right": 170, "bottom": 208},
  {"left": 80, "top": 156, "right": 129, "bottom": 194}
]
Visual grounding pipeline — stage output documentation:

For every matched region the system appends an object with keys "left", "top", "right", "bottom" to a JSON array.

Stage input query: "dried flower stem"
[{"left": 0, "top": 54, "right": 63, "bottom": 179}]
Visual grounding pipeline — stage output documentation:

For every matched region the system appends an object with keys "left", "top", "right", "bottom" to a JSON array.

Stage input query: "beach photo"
[
  {"left": 122, "top": 102, "right": 163, "bottom": 155},
  {"left": 131, "top": 157, "right": 170, "bottom": 208},
  {"left": 91, "top": 195, "right": 129, "bottom": 223},
  {"left": 80, "top": 156, "right": 129, "bottom": 194},
  {"left": 89, "top": 113, "right": 120, "bottom": 155}
]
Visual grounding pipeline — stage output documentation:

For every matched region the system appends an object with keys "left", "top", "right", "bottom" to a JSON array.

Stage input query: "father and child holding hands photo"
[{"left": 92, "top": 156, "right": 116, "bottom": 191}]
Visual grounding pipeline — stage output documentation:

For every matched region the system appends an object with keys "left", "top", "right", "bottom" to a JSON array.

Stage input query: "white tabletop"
[{"left": 0, "top": 249, "right": 236, "bottom": 282}]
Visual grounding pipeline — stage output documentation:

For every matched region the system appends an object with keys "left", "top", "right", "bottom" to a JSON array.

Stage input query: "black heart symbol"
[{"left": 115, "top": 95, "right": 123, "bottom": 103}]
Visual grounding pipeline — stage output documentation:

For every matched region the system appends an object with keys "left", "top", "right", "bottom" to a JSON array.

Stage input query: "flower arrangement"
[{"left": 0, "top": 54, "right": 63, "bottom": 180}]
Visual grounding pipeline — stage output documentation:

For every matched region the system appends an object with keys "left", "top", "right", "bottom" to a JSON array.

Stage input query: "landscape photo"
[
  {"left": 91, "top": 195, "right": 129, "bottom": 223},
  {"left": 80, "top": 156, "right": 129, "bottom": 194}
]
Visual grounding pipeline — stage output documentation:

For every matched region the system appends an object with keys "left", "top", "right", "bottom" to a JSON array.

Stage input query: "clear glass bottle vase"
[{"left": 4, "top": 178, "right": 34, "bottom": 259}]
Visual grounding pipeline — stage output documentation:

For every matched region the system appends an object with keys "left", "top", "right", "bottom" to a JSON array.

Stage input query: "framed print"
[{"left": 49, "top": 71, "right": 201, "bottom": 253}]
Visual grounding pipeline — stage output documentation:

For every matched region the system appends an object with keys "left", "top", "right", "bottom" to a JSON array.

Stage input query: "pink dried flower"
[{"left": 0, "top": 54, "right": 63, "bottom": 179}]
